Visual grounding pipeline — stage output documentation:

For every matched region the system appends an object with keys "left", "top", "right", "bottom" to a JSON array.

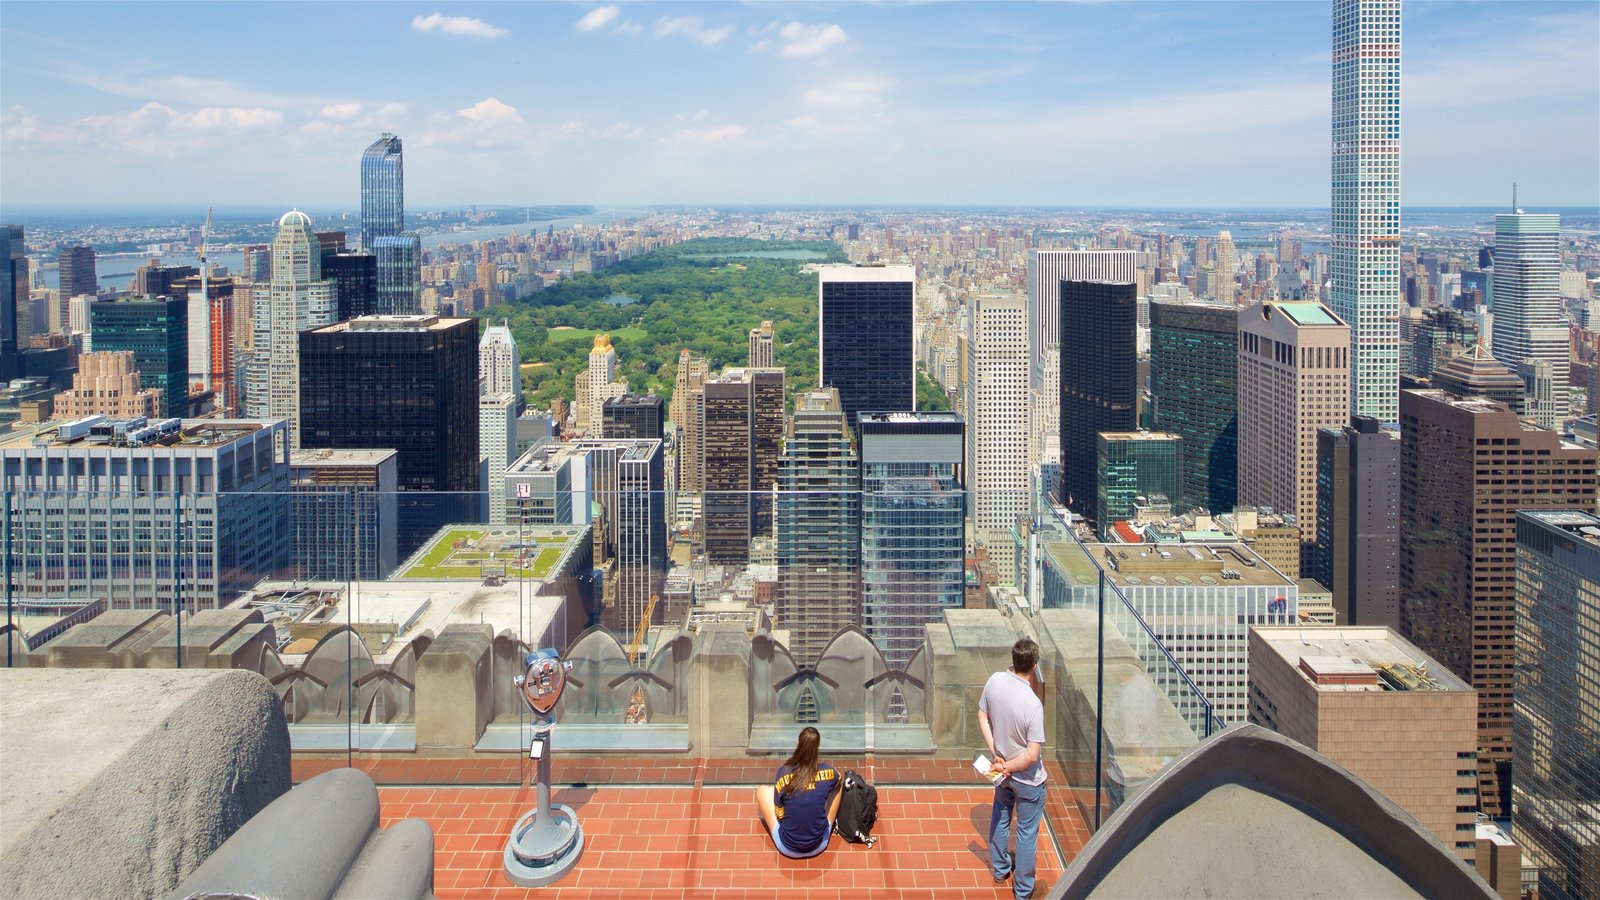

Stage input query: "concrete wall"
[{"left": 0, "top": 668, "right": 291, "bottom": 898}]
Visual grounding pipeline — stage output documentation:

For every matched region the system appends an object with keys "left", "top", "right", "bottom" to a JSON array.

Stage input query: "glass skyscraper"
[
  {"left": 361, "top": 133, "right": 421, "bottom": 314},
  {"left": 1514, "top": 510, "right": 1600, "bottom": 900},
  {"left": 859, "top": 411, "right": 965, "bottom": 670},
  {"left": 90, "top": 297, "right": 188, "bottom": 419},
  {"left": 818, "top": 265, "right": 915, "bottom": 427},
  {"left": 360, "top": 133, "right": 404, "bottom": 251},
  {"left": 1490, "top": 211, "right": 1568, "bottom": 430},
  {"left": 1095, "top": 432, "right": 1183, "bottom": 539},
  {"left": 1059, "top": 279, "right": 1138, "bottom": 525},
  {"left": 1150, "top": 299, "right": 1238, "bottom": 513}
]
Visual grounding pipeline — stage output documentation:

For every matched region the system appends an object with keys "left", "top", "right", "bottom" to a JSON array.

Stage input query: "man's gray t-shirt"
[{"left": 979, "top": 670, "right": 1047, "bottom": 786}]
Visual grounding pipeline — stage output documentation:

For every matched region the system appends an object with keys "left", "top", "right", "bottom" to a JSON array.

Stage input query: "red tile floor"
[{"left": 378, "top": 782, "right": 1090, "bottom": 899}]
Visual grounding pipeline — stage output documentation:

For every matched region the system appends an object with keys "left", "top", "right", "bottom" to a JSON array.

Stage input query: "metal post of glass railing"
[
  {"left": 174, "top": 494, "right": 183, "bottom": 669},
  {"left": 1094, "top": 568, "right": 1105, "bottom": 831},
  {"left": 4, "top": 490, "right": 11, "bottom": 669}
]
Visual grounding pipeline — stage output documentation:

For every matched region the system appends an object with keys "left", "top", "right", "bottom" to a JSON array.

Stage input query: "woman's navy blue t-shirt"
[{"left": 774, "top": 763, "right": 838, "bottom": 853}]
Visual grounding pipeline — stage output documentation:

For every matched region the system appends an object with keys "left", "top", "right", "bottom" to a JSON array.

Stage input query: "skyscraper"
[
  {"left": 1490, "top": 210, "right": 1568, "bottom": 429},
  {"left": 52, "top": 351, "right": 160, "bottom": 419},
  {"left": 479, "top": 321, "right": 520, "bottom": 399},
  {"left": 671, "top": 349, "right": 709, "bottom": 493},
  {"left": 1314, "top": 416, "right": 1400, "bottom": 628},
  {"left": 601, "top": 394, "right": 664, "bottom": 441},
  {"left": 1150, "top": 299, "right": 1238, "bottom": 513},
  {"left": 965, "top": 294, "right": 1030, "bottom": 549},
  {"left": 90, "top": 297, "right": 188, "bottom": 419},
  {"left": 360, "top": 133, "right": 404, "bottom": 251},
  {"left": 859, "top": 411, "right": 965, "bottom": 669},
  {"left": 290, "top": 449, "right": 399, "bottom": 582},
  {"left": 575, "top": 334, "right": 627, "bottom": 434},
  {"left": 480, "top": 392, "right": 517, "bottom": 525},
  {"left": 1214, "top": 231, "right": 1236, "bottom": 306},
  {"left": 775, "top": 388, "right": 860, "bottom": 664},
  {"left": 1095, "top": 432, "right": 1183, "bottom": 539},
  {"left": 321, "top": 249, "right": 379, "bottom": 321},
  {"left": 3, "top": 224, "right": 28, "bottom": 380},
  {"left": 1027, "top": 249, "right": 1138, "bottom": 467},
  {"left": 58, "top": 245, "right": 97, "bottom": 301},
  {"left": 1399, "top": 389, "right": 1597, "bottom": 817},
  {"left": 247, "top": 211, "right": 337, "bottom": 445},
  {"left": 819, "top": 265, "right": 915, "bottom": 426},
  {"left": 299, "top": 315, "right": 480, "bottom": 557},
  {"left": 1329, "top": 0, "right": 1403, "bottom": 422},
  {"left": 700, "top": 367, "right": 784, "bottom": 564},
  {"left": 1059, "top": 280, "right": 1138, "bottom": 525},
  {"left": 1513, "top": 510, "right": 1600, "bottom": 900},
  {"left": 360, "top": 133, "right": 422, "bottom": 315},
  {"left": 748, "top": 320, "right": 774, "bottom": 368},
  {"left": 1237, "top": 301, "right": 1351, "bottom": 571}
]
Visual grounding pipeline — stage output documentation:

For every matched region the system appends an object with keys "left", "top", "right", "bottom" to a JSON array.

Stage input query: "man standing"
[{"left": 979, "top": 637, "right": 1047, "bottom": 899}]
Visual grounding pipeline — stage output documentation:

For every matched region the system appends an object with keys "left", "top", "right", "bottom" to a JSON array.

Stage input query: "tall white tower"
[
  {"left": 1491, "top": 207, "right": 1568, "bottom": 429},
  {"left": 966, "top": 293, "right": 1030, "bottom": 563},
  {"left": 1329, "top": 0, "right": 1402, "bottom": 423},
  {"left": 248, "top": 210, "right": 336, "bottom": 446},
  {"left": 479, "top": 320, "right": 519, "bottom": 398}
]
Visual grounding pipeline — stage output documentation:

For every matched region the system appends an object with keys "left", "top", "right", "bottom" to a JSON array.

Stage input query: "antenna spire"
[{"left": 1513, "top": 182, "right": 1519, "bottom": 213}]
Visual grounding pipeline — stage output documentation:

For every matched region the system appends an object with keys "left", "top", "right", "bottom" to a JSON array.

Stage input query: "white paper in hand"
[{"left": 973, "top": 753, "right": 1004, "bottom": 785}]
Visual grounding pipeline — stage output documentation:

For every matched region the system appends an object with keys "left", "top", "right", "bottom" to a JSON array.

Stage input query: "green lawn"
[
  {"left": 546, "top": 325, "right": 648, "bottom": 345},
  {"left": 400, "top": 529, "right": 565, "bottom": 580}
]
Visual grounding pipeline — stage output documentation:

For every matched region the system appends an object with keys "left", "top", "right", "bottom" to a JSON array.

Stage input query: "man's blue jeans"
[{"left": 989, "top": 777, "right": 1045, "bottom": 899}]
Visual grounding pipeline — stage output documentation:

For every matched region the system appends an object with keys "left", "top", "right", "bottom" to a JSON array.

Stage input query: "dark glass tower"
[
  {"left": 1314, "top": 416, "right": 1400, "bottom": 628},
  {"left": 360, "top": 133, "right": 404, "bottom": 251},
  {"left": 59, "top": 245, "right": 97, "bottom": 299},
  {"left": 321, "top": 250, "right": 379, "bottom": 321},
  {"left": 1, "top": 224, "right": 25, "bottom": 380},
  {"left": 1059, "top": 280, "right": 1137, "bottom": 525},
  {"left": 1150, "top": 299, "right": 1238, "bottom": 513},
  {"left": 90, "top": 297, "right": 188, "bottom": 418},
  {"left": 775, "top": 388, "right": 859, "bottom": 665},
  {"left": 819, "top": 266, "right": 915, "bottom": 426},
  {"left": 299, "top": 315, "right": 480, "bottom": 557},
  {"left": 601, "top": 393, "right": 664, "bottom": 440}
]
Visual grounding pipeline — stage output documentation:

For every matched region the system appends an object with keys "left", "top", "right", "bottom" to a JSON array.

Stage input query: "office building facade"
[
  {"left": 1490, "top": 211, "right": 1569, "bottom": 430},
  {"left": 1096, "top": 432, "right": 1183, "bottom": 539},
  {"left": 299, "top": 316, "right": 480, "bottom": 558},
  {"left": 1314, "top": 416, "right": 1400, "bottom": 628},
  {"left": 1150, "top": 299, "right": 1238, "bottom": 513},
  {"left": 859, "top": 411, "right": 965, "bottom": 670},
  {"left": 2, "top": 224, "right": 26, "bottom": 380},
  {"left": 479, "top": 321, "right": 520, "bottom": 400},
  {"left": 748, "top": 320, "right": 774, "bottom": 368},
  {"left": 289, "top": 449, "right": 399, "bottom": 582},
  {"left": 1027, "top": 249, "right": 1138, "bottom": 468},
  {"left": 90, "top": 297, "right": 188, "bottom": 419},
  {"left": 360, "top": 133, "right": 405, "bottom": 251},
  {"left": 1237, "top": 301, "right": 1351, "bottom": 572},
  {"left": 1059, "top": 280, "right": 1138, "bottom": 524},
  {"left": 322, "top": 250, "right": 379, "bottom": 321},
  {"left": 1329, "top": 0, "right": 1403, "bottom": 422},
  {"left": 965, "top": 294, "right": 1030, "bottom": 546},
  {"left": 0, "top": 418, "right": 293, "bottom": 610},
  {"left": 775, "top": 388, "right": 860, "bottom": 665},
  {"left": 601, "top": 394, "right": 664, "bottom": 441},
  {"left": 1249, "top": 626, "right": 1478, "bottom": 862},
  {"left": 480, "top": 392, "right": 517, "bottom": 525},
  {"left": 819, "top": 265, "right": 915, "bottom": 426},
  {"left": 1513, "top": 510, "right": 1600, "bottom": 900},
  {"left": 52, "top": 351, "right": 160, "bottom": 419},
  {"left": 1399, "top": 389, "right": 1598, "bottom": 817},
  {"left": 58, "top": 245, "right": 97, "bottom": 301},
  {"left": 700, "top": 367, "right": 784, "bottom": 563}
]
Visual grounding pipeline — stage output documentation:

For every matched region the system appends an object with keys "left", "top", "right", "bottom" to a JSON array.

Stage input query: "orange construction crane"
[{"left": 627, "top": 594, "right": 658, "bottom": 668}]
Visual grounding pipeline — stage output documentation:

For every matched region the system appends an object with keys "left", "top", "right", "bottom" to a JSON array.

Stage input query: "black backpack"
[{"left": 834, "top": 770, "right": 878, "bottom": 847}]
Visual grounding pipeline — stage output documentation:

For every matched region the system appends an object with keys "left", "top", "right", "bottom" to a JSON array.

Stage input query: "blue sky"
[{"left": 2, "top": 1, "right": 1596, "bottom": 208}]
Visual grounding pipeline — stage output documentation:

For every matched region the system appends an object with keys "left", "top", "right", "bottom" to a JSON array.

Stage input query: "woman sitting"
[{"left": 754, "top": 726, "right": 841, "bottom": 859}]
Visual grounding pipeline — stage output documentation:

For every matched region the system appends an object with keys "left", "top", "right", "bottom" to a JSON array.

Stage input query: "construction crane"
[{"left": 626, "top": 594, "right": 658, "bottom": 668}]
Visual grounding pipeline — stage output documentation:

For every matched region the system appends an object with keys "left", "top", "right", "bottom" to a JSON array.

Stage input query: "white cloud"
[
  {"left": 696, "top": 125, "right": 746, "bottom": 142},
  {"left": 803, "top": 78, "right": 894, "bottom": 110},
  {"left": 655, "top": 16, "right": 734, "bottom": 47},
  {"left": 600, "top": 122, "right": 644, "bottom": 140},
  {"left": 776, "top": 22, "right": 849, "bottom": 58},
  {"left": 616, "top": 20, "right": 644, "bottom": 37},
  {"left": 171, "top": 107, "right": 282, "bottom": 130},
  {"left": 675, "top": 109, "right": 712, "bottom": 123},
  {"left": 411, "top": 12, "right": 509, "bottom": 39},
  {"left": 319, "top": 102, "right": 363, "bottom": 120},
  {"left": 458, "top": 97, "right": 522, "bottom": 126},
  {"left": 575, "top": 6, "right": 621, "bottom": 33}
]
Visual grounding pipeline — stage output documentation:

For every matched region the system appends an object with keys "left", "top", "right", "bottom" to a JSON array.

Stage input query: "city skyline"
[{"left": 2, "top": 2, "right": 1597, "bottom": 208}]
